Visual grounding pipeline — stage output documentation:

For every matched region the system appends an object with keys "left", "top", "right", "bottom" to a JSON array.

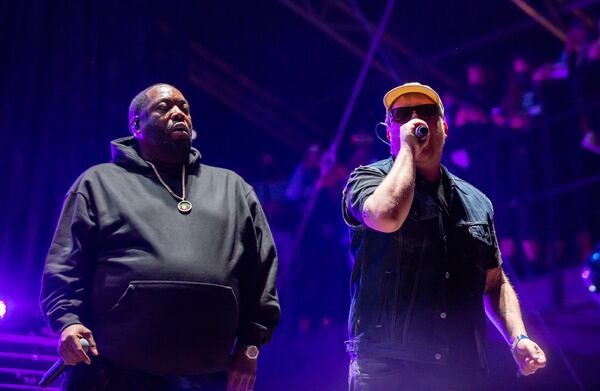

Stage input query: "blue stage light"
[{"left": 582, "top": 244, "right": 600, "bottom": 305}]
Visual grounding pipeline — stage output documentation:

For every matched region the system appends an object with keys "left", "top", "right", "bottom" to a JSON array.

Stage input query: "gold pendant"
[{"left": 177, "top": 200, "right": 192, "bottom": 214}]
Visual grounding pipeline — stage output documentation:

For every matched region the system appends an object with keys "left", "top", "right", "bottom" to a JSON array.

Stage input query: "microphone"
[
  {"left": 415, "top": 125, "right": 429, "bottom": 141},
  {"left": 39, "top": 338, "right": 90, "bottom": 388}
]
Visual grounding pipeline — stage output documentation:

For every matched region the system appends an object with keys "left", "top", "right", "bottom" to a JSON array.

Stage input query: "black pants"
[
  {"left": 62, "top": 358, "right": 227, "bottom": 391},
  {"left": 348, "top": 356, "right": 488, "bottom": 391}
]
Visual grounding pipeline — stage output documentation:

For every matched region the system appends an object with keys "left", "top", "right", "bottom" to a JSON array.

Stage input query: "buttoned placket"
[{"left": 435, "top": 180, "right": 451, "bottom": 363}]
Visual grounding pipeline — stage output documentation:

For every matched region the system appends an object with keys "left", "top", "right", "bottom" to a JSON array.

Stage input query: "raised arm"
[
  {"left": 361, "top": 141, "right": 417, "bottom": 233},
  {"left": 361, "top": 118, "right": 430, "bottom": 233}
]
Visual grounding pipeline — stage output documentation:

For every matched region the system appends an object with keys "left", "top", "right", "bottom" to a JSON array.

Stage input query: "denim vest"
[{"left": 342, "top": 158, "right": 500, "bottom": 371}]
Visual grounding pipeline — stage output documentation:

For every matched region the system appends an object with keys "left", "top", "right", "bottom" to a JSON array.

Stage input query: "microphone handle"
[
  {"left": 38, "top": 360, "right": 67, "bottom": 387},
  {"left": 39, "top": 338, "right": 90, "bottom": 388}
]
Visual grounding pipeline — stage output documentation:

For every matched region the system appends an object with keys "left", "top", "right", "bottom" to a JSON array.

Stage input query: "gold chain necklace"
[{"left": 146, "top": 161, "right": 192, "bottom": 214}]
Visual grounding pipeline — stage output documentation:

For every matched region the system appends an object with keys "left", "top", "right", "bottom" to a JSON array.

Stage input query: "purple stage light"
[{"left": 0, "top": 300, "right": 6, "bottom": 319}]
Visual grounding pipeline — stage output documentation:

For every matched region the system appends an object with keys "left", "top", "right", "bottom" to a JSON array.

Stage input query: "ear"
[
  {"left": 443, "top": 120, "right": 448, "bottom": 138},
  {"left": 384, "top": 119, "right": 391, "bottom": 140},
  {"left": 130, "top": 117, "right": 140, "bottom": 135}
]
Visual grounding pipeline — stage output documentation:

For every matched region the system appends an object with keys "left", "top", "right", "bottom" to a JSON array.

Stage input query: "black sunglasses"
[{"left": 390, "top": 104, "right": 439, "bottom": 124}]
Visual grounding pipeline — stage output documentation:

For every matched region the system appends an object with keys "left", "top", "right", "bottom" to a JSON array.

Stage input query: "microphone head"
[
  {"left": 415, "top": 124, "right": 429, "bottom": 139},
  {"left": 79, "top": 338, "right": 90, "bottom": 352}
]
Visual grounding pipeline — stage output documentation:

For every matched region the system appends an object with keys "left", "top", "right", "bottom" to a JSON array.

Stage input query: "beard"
[
  {"left": 141, "top": 128, "right": 192, "bottom": 165},
  {"left": 160, "top": 135, "right": 191, "bottom": 163}
]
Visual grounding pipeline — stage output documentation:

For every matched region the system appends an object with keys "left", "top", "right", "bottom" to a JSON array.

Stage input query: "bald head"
[{"left": 128, "top": 83, "right": 178, "bottom": 126}]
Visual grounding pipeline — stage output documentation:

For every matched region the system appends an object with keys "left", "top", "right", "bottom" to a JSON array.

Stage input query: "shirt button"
[
  {"left": 445, "top": 272, "right": 450, "bottom": 279},
  {"left": 440, "top": 312, "right": 447, "bottom": 319},
  {"left": 435, "top": 353, "right": 442, "bottom": 360}
]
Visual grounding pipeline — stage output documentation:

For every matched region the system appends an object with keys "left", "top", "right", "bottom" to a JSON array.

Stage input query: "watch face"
[{"left": 245, "top": 345, "right": 259, "bottom": 359}]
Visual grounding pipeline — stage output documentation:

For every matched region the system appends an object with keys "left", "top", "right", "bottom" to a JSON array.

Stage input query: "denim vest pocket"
[{"left": 456, "top": 220, "right": 492, "bottom": 246}]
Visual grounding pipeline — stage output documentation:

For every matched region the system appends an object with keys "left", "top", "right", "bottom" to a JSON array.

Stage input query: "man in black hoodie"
[{"left": 40, "top": 84, "right": 280, "bottom": 391}]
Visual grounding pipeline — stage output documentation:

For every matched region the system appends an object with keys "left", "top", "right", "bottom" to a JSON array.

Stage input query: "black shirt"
[{"left": 342, "top": 157, "right": 502, "bottom": 372}]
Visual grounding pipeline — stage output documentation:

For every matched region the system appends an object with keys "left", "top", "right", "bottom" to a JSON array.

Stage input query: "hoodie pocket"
[{"left": 98, "top": 280, "right": 239, "bottom": 376}]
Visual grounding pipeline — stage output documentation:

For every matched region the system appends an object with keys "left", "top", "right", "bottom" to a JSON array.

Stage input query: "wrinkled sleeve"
[
  {"left": 485, "top": 206, "right": 503, "bottom": 270},
  {"left": 236, "top": 189, "right": 280, "bottom": 347},
  {"left": 39, "top": 191, "right": 96, "bottom": 334},
  {"left": 341, "top": 165, "right": 386, "bottom": 228}
]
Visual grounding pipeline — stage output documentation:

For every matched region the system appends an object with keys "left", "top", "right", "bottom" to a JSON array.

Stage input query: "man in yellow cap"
[{"left": 342, "top": 82, "right": 546, "bottom": 389}]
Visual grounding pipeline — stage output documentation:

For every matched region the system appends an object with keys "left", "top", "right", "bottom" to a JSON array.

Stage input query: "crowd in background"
[
  {"left": 442, "top": 17, "right": 600, "bottom": 280},
  {"left": 249, "top": 18, "right": 600, "bottom": 334}
]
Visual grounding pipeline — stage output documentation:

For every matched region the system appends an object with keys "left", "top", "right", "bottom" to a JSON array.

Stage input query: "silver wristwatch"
[{"left": 242, "top": 345, "right": 259, "bottom": 359}]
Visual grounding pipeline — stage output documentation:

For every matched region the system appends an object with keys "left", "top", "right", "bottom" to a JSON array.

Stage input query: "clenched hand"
[{"left": 58, "top": 323, "right": 99, "bottom": 365}]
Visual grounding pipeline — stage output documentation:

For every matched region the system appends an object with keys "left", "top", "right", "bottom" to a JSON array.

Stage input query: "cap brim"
[{"left": 383, "top": 84, "right": 442, "bottom": 113}]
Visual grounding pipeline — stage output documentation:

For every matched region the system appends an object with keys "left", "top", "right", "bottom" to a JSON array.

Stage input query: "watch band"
[{"left": 511, "top": 334, "right": 529, "bottom": 352}]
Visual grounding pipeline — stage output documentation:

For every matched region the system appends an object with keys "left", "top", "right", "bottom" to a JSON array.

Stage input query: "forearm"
[
  {"left": 484, "top": 274, "right": 527, "bottom": 345},
  {"left": 363, "top": 145, "right": 416, "bottom": 232},
  {"left": 485, "top": 271, "right": 548, "bottom": 375}
]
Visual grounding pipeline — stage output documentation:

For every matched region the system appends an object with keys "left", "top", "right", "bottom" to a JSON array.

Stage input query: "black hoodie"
[{"left": 40, "top": 136, "right": 280, "bottom": 376}]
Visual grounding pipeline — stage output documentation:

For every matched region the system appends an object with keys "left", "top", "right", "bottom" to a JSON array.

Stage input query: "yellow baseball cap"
[{"left": 383, "top": 82, "right": 444, "bottom": 116}]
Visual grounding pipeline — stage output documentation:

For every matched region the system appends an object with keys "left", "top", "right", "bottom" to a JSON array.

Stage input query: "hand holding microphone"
[
  {"left": 58, "top": 323, "right": 98, "bottom": 365},
  {"left": 398, "top": 119, "right": 430, "bottom": 158},
  {"left": 39, "top": 323, "right": 99, "bottom": 387},
  {"left": 39, "top": 338, "right": 90, "bottom": 387}
]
